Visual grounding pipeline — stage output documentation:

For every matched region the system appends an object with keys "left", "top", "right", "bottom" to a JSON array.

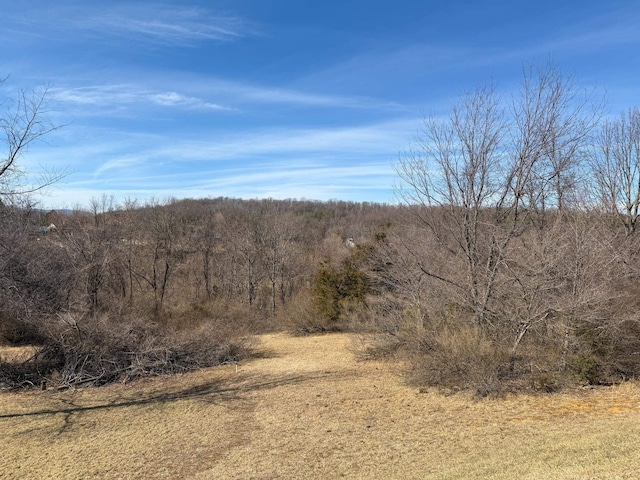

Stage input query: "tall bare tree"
[
  {"left": 261, "top": 205, "right": 298, "bottom": 314},
  {"left": 590, "top": 108, "right": 640, "bottom": 235},
  {"left": 395, "top": 62, "right": 601, "bottom": 346},
  {"left": 396, "top": 83, "right": 508, "bottom": 327}
]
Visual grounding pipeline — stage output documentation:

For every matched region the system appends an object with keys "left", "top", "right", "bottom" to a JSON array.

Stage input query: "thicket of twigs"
[
  {"left": 359, "top": 215, "right": 640, "bottom": 397},
  {"left": 0, "top": 314, "right": 251, "bottom": 389}
]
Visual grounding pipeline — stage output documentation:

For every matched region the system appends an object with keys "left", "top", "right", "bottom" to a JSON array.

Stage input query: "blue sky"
[{"left": 1, "top": 0, "right": 638, "bottom": 209}]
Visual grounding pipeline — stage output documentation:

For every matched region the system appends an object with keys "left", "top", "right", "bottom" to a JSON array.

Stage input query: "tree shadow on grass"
[{"left": 0, "top": 371, "right": 327, "bottom": 422}]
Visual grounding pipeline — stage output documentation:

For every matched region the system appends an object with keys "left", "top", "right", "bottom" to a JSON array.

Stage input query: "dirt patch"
[{"left": 1, "top": 333, "right": 640, "bottom": 479}]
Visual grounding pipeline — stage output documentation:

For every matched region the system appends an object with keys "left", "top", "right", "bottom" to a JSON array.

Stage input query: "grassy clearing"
[{"left": 1, "top": 333, "right": 640, "bottom": 479}]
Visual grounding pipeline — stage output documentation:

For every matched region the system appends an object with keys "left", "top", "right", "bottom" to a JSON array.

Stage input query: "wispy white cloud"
[
  {"left": 84, "top": 5, "right": 247, "bottom": 44},
  {"left": 93, "top": 156, "right": 146, "bottom": 177},
  {"left": 50, "top": 84, "right": 234, "bottom": 113},
  {"left": 190, "top": 163, "right": 396, "bottom": 201},
  {"left": 99, "top": 119, "right": 418, "bottom": 166},
  {"left": 6, "top": 3, "right": 250, "bottom": 47},
  {"left": 306, "top": 43, "right": 472, "bottom": 85},
  {"left": 146, "top": 91, "right": 231, "bottom": 110},
  {"left": 49, "top": 76, "right": 403, "bottom": 117},
  {"left": 51, "top": 84, "right": 139, "bottom": 106},
  {"left": 229, "top": 82, "right": 403, "bottom": 110}
]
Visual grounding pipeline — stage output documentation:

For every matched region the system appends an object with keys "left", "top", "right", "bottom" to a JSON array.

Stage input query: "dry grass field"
[{"left": 1, "top": 333, "right": 640, "bottom": 479}]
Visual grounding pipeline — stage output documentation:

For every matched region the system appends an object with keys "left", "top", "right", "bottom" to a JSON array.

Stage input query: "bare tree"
[
  {"left": 89, "top": 194, "right": 116, "bottom": 227},
  {"left": 396, "top": 82, "right": 508, "bottom": 327},
  {"left": 262, "top": 206, "right": 298, "bottom": 314},
  {"left": 512, "top": 64, "right": 600, "bottom": 214},
  {"left": 232, "top": 213, "right": 263, "bottom": 307},
  {"left": 139, "top": 200, "right": 179, "bottom": 315},
  {"left": 395, "top": 61, "right": 601, "bottom": 349},
  {"left": 198, "top": 215, "right": 218, "bottom": 300},
  {"left": 590, "top": 108, "right": 640, "bottom": 235},
  {"left": 118, "top": 197, "right": 142, "bottom": 305},
  {"left": 0, "top": 78, "right": 65, "bottom": 200}
]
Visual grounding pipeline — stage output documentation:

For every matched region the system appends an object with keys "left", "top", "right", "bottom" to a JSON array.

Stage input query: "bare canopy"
[{"left": 0, "top": 76, "right": 65, "bottom": 201}]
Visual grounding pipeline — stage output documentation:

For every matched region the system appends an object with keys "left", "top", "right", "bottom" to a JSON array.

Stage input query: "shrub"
[
  {"left": 569, "top": 354, "right": 603, "bottom": 385},
  {"left": 404, "top": 324, "right": 511, "bottom": 397},
  {"left": 312, "top": 252, "right": 369, "bottom": 326},
  {"left": 277, "top": 288, "right": 333, "bottom": 335},
  {"left": 571, "top": 316, "right": 640, "bottom": 385}
]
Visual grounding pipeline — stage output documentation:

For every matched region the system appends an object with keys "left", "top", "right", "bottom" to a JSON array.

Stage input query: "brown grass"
[
  {"left": 0, "top": 345, "right": 39, "bottom": 363},
  {"left": 1, "top": 333, "right": 640, "bottom": 479}
]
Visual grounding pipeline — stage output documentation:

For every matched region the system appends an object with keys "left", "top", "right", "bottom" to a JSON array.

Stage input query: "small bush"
[
  {"left": 569, "top": 354, "right": 603, "bottom": 385},
  {"left": 405, "top": 325, "right": 513, "bottom": 397},
  {"left": 277, "top": 288, "right": 335, "bottom": 335}
]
